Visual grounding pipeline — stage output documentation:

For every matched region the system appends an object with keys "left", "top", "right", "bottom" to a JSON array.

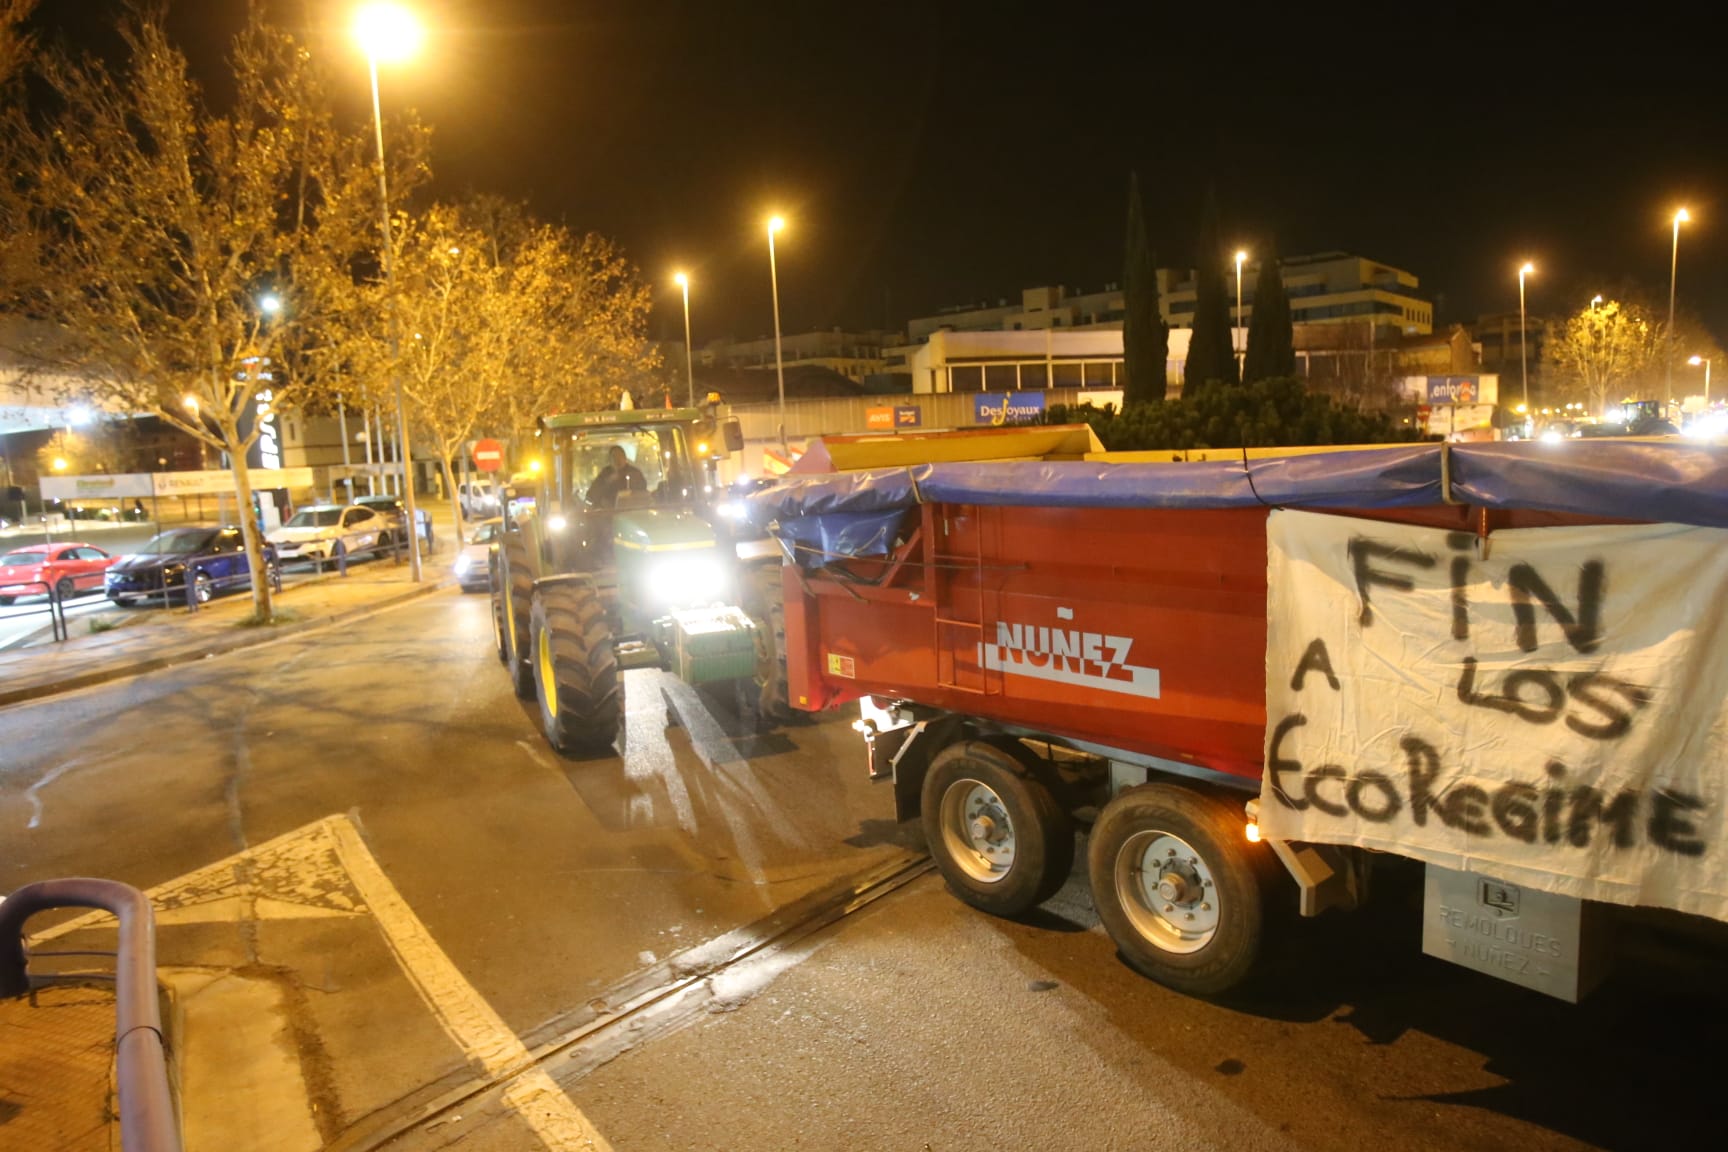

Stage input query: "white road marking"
[
  {"left": 28, "top": 815, "right": 612, "bottom": 1151},
  {"left": 328, "top": 816, "right": 613, "bottom": 1151}
]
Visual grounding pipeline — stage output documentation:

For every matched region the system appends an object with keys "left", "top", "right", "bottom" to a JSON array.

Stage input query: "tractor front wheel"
[
  {"left": 531, "top": 579, "right": 621, "bottom": 755},
  {"left": 499, "top": 534, "right": 537, "bottom": 700},
  {"left": 743, "top": 561, "right": 793, "bottom": 722}
]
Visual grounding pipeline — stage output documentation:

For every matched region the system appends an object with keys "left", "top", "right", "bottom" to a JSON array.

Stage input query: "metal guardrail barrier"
[
  {"left": 0, "top": 578, "right": 72, "bottom": 641},
  {"left": 0, "top": 878, "right": 183, "bottom": 1152}
]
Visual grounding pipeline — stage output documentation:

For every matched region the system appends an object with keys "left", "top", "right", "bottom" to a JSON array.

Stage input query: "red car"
[{"left": 0, "top": 542, "right": 119, "bottom": 605}]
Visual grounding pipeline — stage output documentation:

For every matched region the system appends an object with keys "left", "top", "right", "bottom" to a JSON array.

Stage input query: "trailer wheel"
[
  {"left": 1088, "top": 784, "right": 1266, "bottom": 997},
  {"left": 531, "top": 579, "right": 620, "bottom": 754},
  {"left": 743, "top": 561, "right": 792, "bottom": 722},
  {"left": 499, "top": 534, "right": 537, "bottom": 700},
  {"left": 921, "top": 741, "right": 1074, "bottom": 917}
]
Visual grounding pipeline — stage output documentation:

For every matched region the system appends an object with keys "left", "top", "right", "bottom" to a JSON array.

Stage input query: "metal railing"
[
  {"left": 0, "top": 578, "right": 73, "bottom": 641},
  {"left": 0, "top": 878, "right": 182, "bottom": 1152}
]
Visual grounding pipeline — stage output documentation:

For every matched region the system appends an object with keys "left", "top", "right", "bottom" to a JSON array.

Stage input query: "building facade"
[
  {"left": 698, "top": 328, "right": 892, "bottom": 385},
  {"left": 902, "top": 252, "right": 1433, "bottom": 347}
]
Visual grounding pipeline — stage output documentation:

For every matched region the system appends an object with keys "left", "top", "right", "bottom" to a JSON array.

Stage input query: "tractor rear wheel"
[
  {"left": 531, "top": 579, "right": 620, "bottom": 754},
  {"left": 499, "top": 534, "right": 537, "bottom": 700}
]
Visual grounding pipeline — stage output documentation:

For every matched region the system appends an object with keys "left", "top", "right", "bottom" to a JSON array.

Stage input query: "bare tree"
[
  {"left": 0, "top": 6, "right": 408, "bottom": 618},
  {"left": 489, "top": 228, "right": 660, "bottom": 452},
  {"left": 374, "top": 203, "right": 504, "bottom": 545},
  {"left": 0, "top": 0, "right": 33, "bottom": 82},
  {"left": 1541, "top": 300, "right": 1661, "bottom": 416}
]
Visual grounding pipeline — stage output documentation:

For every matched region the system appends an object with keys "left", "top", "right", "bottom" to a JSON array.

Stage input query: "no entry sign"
[{"left": 472, "top": 438, "right": 504, "bottom": 472}]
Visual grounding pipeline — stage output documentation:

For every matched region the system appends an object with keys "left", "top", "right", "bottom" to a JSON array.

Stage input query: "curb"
[{"left": 0, "top": 577, "right": 455, "bottom": 710}]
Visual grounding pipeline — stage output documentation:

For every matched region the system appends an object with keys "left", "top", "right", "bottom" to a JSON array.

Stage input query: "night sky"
[{"left": 33, "top": 1, "right": 1728, "bottom": 348}]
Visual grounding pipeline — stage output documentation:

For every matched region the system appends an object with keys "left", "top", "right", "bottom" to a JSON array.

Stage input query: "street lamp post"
[
  {"left": 356, "top": 3, "right": 424, "bottom": 581},
  {"left": 1668, "top": 207, "right": 1690, "bottom": 411},
  {"left": 1690, "top": 355, "right": 1712, "bottom": 407},
  {"left": 767, "top": 216, "right": 787, "bottom": 446},
  {"left": 674, "top": 272, "right": 695, "bottom": 407},
  {"left": 1518, "top": 262, "right": 1535, "bottom": 412},
  {"left": 1233, "top": 250, "right": 1247, "bottom": 368}
]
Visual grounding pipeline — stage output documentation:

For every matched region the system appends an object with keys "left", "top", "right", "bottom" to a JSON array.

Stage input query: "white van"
[{"left": 458, "top": 480, "right": 500, "bottom": 518}]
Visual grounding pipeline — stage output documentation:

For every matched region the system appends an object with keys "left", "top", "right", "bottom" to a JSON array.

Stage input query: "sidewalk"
[{"left": 0, "top": 553, "right": 456, "bottom": 710}]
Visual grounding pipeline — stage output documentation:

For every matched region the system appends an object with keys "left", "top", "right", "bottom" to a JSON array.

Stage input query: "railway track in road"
[{"left": 329, "top": 850, "right": 936, "bottom": 1152}]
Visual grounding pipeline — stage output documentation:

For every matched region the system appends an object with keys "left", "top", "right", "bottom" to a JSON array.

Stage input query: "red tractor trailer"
[{"left": 749, "top": 433, "right": 1728, "bottom": 1000}]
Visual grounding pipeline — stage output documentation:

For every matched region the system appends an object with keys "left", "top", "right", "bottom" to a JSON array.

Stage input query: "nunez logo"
[{"left": 978, "top": 621, "right": 1161, "bottom": 699}]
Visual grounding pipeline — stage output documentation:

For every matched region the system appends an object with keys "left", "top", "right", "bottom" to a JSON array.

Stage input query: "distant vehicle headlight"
[
  {"left": 648, "top": 556, "right": 724, "bottom": 606},
  {"left": 454, "top": 553, "right": 473, "bottom": 576},
  {"left": 548, "top": 515, "right": 568, "bottom": 532},
  {"left": 1540, "top": 428, "right": 1564, "bottom": 443},
  {"left": 718, "top": 500, "right": 746, "bottom": 520}
]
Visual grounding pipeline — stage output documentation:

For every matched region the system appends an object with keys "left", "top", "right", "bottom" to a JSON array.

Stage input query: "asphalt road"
[{"left": 2, "top": 590, "right": 1724, "bottom": 1151}]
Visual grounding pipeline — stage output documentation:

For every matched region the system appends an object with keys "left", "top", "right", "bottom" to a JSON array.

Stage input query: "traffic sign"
[{"left": 472, "top": 438, "right": 505, "bottom": 472}]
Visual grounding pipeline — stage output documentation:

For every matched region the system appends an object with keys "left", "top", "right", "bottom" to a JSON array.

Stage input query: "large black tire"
[
  {"left": 743, "top": 561, "right": 792, "bottom": 721},
  {"left": 1087, "top": 784, "right": 1268, "bottom": 997},
  {"left": 531, "top": 579, "right": 621, "bottom": 754},
  {"left": 490, "top": 554, "right": 509, "bottom": 665},
  {"left": 921, "top": 740, "right": 1074, "bottom": 917},
  {"left": 499, "top": 534, "right": 537, "bottom": 699}
]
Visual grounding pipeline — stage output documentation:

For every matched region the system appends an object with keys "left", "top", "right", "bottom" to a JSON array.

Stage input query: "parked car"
[
  {"left": 0, "top": 542, "right": 118, "bottom": 605},
  {"left": 458, "top": 480, "right": 501, "bottom": 518},
  {"left": 266, "top": 504, "right": 388, "bottom": 565},
  {"left": 105, "top": 526, "right": 275, "bottom": 606},
  {"left": 351, "top": 494, "right": 436, "bottom": 552},
  {"left": 453, "top": 517, "right": 503, "bottom": 592}
]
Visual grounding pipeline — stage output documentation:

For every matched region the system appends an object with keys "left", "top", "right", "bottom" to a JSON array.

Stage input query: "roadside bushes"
[{"left": 1047, "top": 377, "right": 1417, "bottom": 452}]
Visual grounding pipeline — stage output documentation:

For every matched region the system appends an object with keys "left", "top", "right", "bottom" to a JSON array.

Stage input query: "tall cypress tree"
[
  {"left": 1242, "top": 243, "right": 1295, "bottom": 383},
  {"left": 1183, "top": 186, "right": 1238, "bottom": 389},
  {"left": 1121, "top": 172, "right": 1168, "bottom": 405}
]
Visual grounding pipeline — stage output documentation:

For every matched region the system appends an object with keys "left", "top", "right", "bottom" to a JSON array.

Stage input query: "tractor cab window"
[{"left": 568, "top": 427, "right": 686, "bottom": 509}]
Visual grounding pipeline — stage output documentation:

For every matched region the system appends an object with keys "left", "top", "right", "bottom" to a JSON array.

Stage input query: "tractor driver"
[{"left": 584, "top": 444, "right": 646, "bottom": 507}]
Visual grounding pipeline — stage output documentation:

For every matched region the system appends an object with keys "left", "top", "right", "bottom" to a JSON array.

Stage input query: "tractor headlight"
[{"left": 648, "top": 556, "right": 724, "bottom": 606}]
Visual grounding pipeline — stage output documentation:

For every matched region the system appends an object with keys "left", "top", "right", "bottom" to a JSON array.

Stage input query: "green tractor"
[{"left": 490, "top": 404, "right": 789, "bottom": 754}]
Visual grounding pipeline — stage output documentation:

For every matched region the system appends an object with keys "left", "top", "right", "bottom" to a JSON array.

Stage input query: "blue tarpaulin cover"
[{"left": 747, "top": 441, "right": 1728, "bottom": 563}]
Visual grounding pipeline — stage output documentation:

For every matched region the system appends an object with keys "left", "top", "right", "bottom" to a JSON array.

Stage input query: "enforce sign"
[
  {"left": 1260, "top": 511, "right": 1728, "bottom": 923},
  {"left": 472, "top": 438, "right": 505, "bottom": 472}
]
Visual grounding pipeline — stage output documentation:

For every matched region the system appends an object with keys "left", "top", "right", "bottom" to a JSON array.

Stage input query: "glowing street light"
[
  {"left": 767, "top": 215, "right": 787, "bottom": 445},
  {"left": 1233, "top": 250, "right": 1247, "bottom": 367},
  {"left": 355, "top": 2, "right": 424, "bottom": 581},
  {"left": 354, "top": 3, "right": 423, "bottom": 63},
  {"left": 1518, "top": 262, "right": 1535, "bottom": 411},
  {"left": 1690, "top": 354, "right": 1712, "bottom": 406},
  {"left": 673, "top": 272, "right": 695, "bottom": 407},
  {"left": 51, "top": 457, "right": 67, "bottom": 472},
  {"left": 1667, "top": 207, "right": 1691, "bottom": 409},
  {"left": 259, "top": 293, "right": 282, "bottom": 316}
]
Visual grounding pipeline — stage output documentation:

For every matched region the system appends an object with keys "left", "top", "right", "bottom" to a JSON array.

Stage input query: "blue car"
[{"left": 105, "top": 525, "right": 278, "bottom": 606}]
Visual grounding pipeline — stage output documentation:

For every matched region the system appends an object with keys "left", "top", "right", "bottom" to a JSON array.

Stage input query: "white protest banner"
[{"left": 1261, "top": 509, "right": 1728, "bottom": 923}]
